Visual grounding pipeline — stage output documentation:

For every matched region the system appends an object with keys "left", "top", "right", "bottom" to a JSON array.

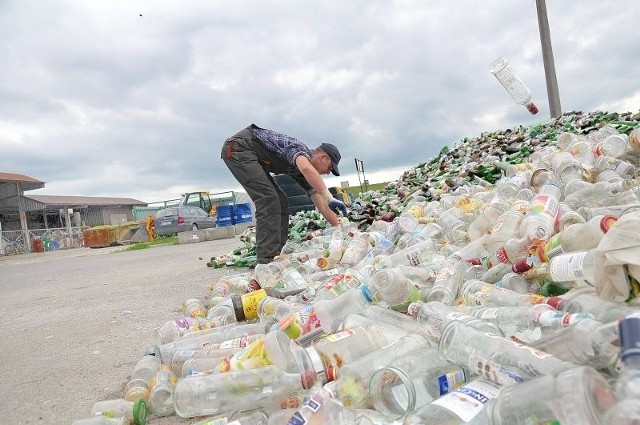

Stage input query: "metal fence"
[{"left": 0, "top": 226, "right": 86, "bottom": 256}]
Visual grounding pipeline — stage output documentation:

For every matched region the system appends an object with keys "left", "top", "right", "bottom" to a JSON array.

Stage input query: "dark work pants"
[{"left": 221, "top": 129, "right": 290, "bottom": 263}]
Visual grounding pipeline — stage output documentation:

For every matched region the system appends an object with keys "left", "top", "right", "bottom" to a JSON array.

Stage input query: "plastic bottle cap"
[{"left": 133, "top": 399, "right": 149, "bottom": 425}]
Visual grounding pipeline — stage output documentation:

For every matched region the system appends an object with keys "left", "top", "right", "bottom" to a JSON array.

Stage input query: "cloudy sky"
[{"left": 1, "top": 0, "right": 638, "bottom": 203}]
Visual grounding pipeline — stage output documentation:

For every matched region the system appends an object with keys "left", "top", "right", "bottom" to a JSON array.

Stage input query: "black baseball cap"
[{"left": 319, "top": 142, "right": 341, "bottom": 176}]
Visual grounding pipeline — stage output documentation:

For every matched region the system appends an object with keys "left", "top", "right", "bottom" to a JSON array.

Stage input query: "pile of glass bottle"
[{"left": 75, "top": 110, "right": 640, "bottom": 425}]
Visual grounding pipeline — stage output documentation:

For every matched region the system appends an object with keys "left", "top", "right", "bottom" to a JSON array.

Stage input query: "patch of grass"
[
  {"left": 343, "top": 182, "right": 390, "bottom": 198},
  {"left": 118, "top": 235, "right": 178, "bottom": 252}
]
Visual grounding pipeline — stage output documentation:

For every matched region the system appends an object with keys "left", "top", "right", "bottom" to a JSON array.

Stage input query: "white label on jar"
[
  {"left": 437, "top": 368, "right": 467, "bottom": 395},
  {"left": 468, "top": 355, "right": 524, "bottom": 386},
  {"left": 536, "top": 311, "right": 593, "bottom": 327},
  {"left": 431, "top": 379, "right": 501, "bottom": 422},
  {"left": 218, "top": 335, "right": 251, "bottom": 349},
  {"left": 549, "top": 251, "right": 588, "bottom": 281},
  {"left": 324, "top": 328, "right": 354, "bottom": 342}
]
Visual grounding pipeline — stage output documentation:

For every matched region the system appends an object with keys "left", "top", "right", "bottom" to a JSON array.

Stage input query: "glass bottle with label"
[
  {"left": 155, "top": 322, "right": 270, "bottom": 364},
  {"left": 483, "top": 366, "right": 614, "bottom": 425},
  {"left": 72, "top": 417, "right": 127, "bottom": 425},
  {"left": 403, "top": 378, "right": 502, "bottom": 425},
  {"left": 460, "top": 279, "right": 550, "bottom": 308},
  {"left": 439, "top": 320, "right": 573, "bottom": 386},
  {"left": 489, "top": 57, "right": 538, "bottom": 114},
  {"left": 89, "top": 399, "right": 147, "bottom": 425},
  {"left": 468, "top": 304, "right": 593, "bottom": 339},
  {"left": 173, "top": 365, "right": 306, "bottom": 418},
  {"left": 530, "top": 318, "right": 620, "bottom": 374},
  {"left": 313, "top": 285, "right": 375, "bottom": 333},
  {"left": 369, "top": 347, "right": 470, "bottom": 419},
  {"left": 523, "top": 249, "right": 599, "bottom": 287},
  {"left": 537, "top": 214, "right": 616, "bottom": 261},
  {"left": 374, "top": 239, "right": 437, "bottom": 269},
  {"left": 408, "top": 300, "right": 502, "bottom": 341}
]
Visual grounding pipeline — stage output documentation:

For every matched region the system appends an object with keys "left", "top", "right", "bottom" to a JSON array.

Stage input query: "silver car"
[{"left": 154, "top": 205, "right": 216, "bottom": 236}]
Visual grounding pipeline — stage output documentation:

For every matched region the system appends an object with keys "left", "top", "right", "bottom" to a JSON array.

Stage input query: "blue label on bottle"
[{"left": 438, "top": 374, "right": 449, "bottom": 395}]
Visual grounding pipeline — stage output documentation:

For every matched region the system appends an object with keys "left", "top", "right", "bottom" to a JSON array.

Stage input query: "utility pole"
[{"left": 535, "top": 0, "right": 562, "bottom": 118}]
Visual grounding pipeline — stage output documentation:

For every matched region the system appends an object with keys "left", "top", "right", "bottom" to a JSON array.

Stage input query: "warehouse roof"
[
  {"left": 27, "top": 195, "right": 147, "bottom": 207},
  {"left": 0, "top": 172, "right": 45, "bottom": 191}
]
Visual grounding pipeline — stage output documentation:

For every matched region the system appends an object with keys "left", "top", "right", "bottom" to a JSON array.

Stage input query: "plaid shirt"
[{"left": 251, "top": 126, "right": 311, "bottom": 167}]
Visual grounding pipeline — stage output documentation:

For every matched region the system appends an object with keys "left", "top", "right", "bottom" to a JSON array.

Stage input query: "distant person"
[{"left": 221, "top": 124, "right": 348, "bottom": 265}]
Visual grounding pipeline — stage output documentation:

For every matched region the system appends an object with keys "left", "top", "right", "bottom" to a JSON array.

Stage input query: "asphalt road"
[{"left": 0, "top": 237, "right": 244, "bottom": 424}]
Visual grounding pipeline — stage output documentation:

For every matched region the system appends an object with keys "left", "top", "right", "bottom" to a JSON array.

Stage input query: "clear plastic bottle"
[
  {"left": 148, "top": 365, "right": 177, "bottom": 416},
  {"left": 403, "top": 378, "right": 502, "bottom": 425},
  {"left": 172, "top": 365, "right": 306, "bottom": 418},
  {"left": 124, "top": 354, "right": 161, "bottom": 402},
  {"left": 89, "top": 399, "right": 148, "bottom": 425},
  {"left": 489, "top": 57, "right": 538, "bottom": 114},
  {"left": 333, "top": 333, "right": 432, "bottom": 409},
  {"left": 371, "top": 268, "right": 420, "bottom": 311},
  {"left": 482, "top": 366, "right": 613, "bottom": 425},
  {"left": 439, "top": 320, "right": 573, "bottom": 385},
  {"left": 369, "top": 348, "right": 470, "bottom": 419},
  {"left": 537, "top": 214, "right": 616, "bottom": 261}
]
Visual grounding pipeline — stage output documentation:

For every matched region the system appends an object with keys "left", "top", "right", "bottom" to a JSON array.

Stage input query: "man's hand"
[{"left": 328, "top": 199, "right": 348, "bottom": 217}]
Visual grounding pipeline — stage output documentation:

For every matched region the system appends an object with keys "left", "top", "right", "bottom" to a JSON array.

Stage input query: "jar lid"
[{"left": 600, "top": 215, "right": 617, "bottom": 233}]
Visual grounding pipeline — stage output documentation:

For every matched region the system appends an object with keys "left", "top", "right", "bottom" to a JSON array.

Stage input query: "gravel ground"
[{"left": 0, "top": 237, "right": 245, "bottom": 424}]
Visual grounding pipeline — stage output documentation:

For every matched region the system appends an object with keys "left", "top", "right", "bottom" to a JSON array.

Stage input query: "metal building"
[{"left": 1, "top": 172, "right": 146, "bottom": 255}]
